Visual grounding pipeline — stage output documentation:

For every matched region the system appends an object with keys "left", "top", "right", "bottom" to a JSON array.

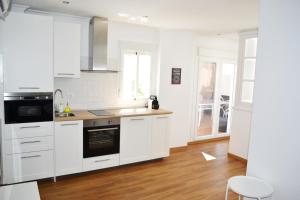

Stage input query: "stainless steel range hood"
[{"left": 81, "top": 17, "right": 118, "bottom": 72}]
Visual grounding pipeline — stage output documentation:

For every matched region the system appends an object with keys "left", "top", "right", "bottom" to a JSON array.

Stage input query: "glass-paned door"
[
  {"left": 218, "top": 63, "right": 235, "bottom": 134},
  {"left": 196, "top": 60, "right": 235, "bottom": 139},
  {"left": 197, "top": 62, "right": 216, "bottom": 137}
]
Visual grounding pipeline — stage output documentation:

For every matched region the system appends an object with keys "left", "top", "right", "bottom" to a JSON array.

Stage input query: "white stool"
[{"left": 225, "top": 176, "right": 274, "bottom": 200}]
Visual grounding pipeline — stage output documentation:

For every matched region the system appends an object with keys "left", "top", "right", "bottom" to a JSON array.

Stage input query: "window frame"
[
  {"left": 235, "top": 31, "right": 258, "bottom": 111},
  {"left": 119, "top": 41, "right": 158, "bottom": 103}
]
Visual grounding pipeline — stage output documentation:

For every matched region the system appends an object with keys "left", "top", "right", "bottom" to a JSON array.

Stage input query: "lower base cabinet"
[
  {"left": 120, "top": 115, "right": 170, "bottom": 165},
  {"left": 55, "top": 121, "right": 83, "bottom": 176},
  {"left": 83, "top": 154, "right": 120, "bottom": 172},
  {"left": 120, "top": 116, "right": 152, "bottom": 165},
  {"left": 3, "top": 150, "right": 54, "bottom": 184},
  {"left": 151, "top": 115, "right": 170, "bottom": 159}
]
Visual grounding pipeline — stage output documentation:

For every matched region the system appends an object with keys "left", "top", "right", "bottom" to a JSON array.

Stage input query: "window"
[
  {"left": 241, "top": 37, "right": 257, "bottom": 103},
  {"left": 121, "top": 50, "right": 152, "bottom": 100},
  {"left": 235, "top": 32, "right": 258, "bottom": 109}
]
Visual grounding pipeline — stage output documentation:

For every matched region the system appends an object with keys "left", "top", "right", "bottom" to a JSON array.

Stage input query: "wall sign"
[{"left": 171, "top": 68, "right": 182, "bottom": 84}]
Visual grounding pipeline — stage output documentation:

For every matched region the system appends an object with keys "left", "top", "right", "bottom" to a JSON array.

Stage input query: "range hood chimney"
[{"left": 81, "top": 17, "right": 118, "bottom": 72}]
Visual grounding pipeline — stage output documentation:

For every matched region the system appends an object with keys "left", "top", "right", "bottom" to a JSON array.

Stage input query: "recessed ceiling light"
[
  {"left": 139, "top": 16, "right": 149, "bottom": 23},
  {"left": 62, "top": 1, "right": 70, "bottom": 4},
  {"left": 129, "top": 17, "right": 137, "bottom": 21},
  {"left": 118, "top": 13, "right": 129, "bottom": 18}
]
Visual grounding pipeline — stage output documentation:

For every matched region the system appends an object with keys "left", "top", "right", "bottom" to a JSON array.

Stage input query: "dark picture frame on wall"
[{"left": 171, "top": 68, "right": 182, "bottom": 84}]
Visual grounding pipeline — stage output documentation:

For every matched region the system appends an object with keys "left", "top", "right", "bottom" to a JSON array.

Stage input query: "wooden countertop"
[{"left": 55, "top": 108, "right": 172, "bottom": 122}]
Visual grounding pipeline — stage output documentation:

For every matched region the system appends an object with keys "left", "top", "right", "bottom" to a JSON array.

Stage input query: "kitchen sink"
[{"left": 55, "top": 112, "right": 75, "bottom": 117}]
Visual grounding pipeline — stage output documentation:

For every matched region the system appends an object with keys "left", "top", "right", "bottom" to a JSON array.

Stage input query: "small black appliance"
[{"left": 150, "top": 95, "right": 159, "bottom": 110}]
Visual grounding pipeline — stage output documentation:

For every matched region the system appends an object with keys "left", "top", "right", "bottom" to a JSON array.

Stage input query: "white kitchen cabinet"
[
  {"left": 3, "top": 150, "right": 54, "bottom": 184},
  {"left": 4, "top": 122, "right": 54, "bottom": 140},
  {"left": 2, "top": 12, "right": 53, "bottom": 93},
  {"left": 54, "top": 21, "right": 81, "bottom": 78},
  {"left": 151, "top": 115, "right": 170, "bottom": 159},
  {"left": 83, "top": 154, "right": 119, "bottom": 172},
  {"left": 55, "top": 121, "right": 83, "bottom": 176},
  {"left": 120, "top": 116, "right": 152, "bottom": 165}
]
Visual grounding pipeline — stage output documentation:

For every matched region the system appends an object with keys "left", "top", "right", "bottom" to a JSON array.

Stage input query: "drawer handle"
[
  {"left": 94, "top": 159, "right": 110, "bottom": 163},
  {"left": 20, "top": 126, "right": 41, "bottom": 129},
  {"left": 130, "top": 118, "right": 144, "bottom": 121},
  {"left": 21, "top": 155, "right": 41, "bottom": 159},
  {"left": 61, "top": 123, "right": 79, "bottom": 126},
  {"left": 20, "top": 140, "right": 41, "bottom": 144},
  {"left": 19, "top": 87, "right": 40, "bottom": 89},
  {"left": 57, "top": 73, "right": 75, "bottom": 76},
  {"left": 88, "top": 127, "right": 118, "bottom": 132}
]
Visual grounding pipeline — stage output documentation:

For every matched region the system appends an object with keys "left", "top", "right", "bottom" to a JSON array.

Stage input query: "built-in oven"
[
  {"left": 83, "top": 118, "right": 120, "bottom": 158},
  {"left": 4, "top": 93, "right": 53, "bottom": 124}
]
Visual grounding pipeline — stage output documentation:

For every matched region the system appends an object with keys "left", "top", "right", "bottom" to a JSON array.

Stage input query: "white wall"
[
  {"left": 247, "top": 0, "right": 300, "bottom": 199},
  {"left": 158, "top": 30, "right": 197, "bottom": 147},
  {"left": 228, "top": 109, "right": 252, "bottom": 159}
]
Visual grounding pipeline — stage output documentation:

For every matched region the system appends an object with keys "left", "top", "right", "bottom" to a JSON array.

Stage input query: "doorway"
[{"left": 194, "top": 57, "right": 236, "bottom": 140}]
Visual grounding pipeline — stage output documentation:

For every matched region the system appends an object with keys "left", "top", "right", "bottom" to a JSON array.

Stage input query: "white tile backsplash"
[{"left": 54, "top": 72, "right": 120, "bottom": 110}]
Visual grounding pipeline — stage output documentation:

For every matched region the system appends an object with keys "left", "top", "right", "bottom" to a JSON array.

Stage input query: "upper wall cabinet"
[
  {"left": 54, "top": 21, "right": 81, "bottom": 78},
  {"left": 2, "top": 12, "right": 54, "bottom": 93}
]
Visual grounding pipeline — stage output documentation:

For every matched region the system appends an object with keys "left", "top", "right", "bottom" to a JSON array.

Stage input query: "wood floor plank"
[{"left": 38, "top": 140, "right": 246, "bottom": 200}]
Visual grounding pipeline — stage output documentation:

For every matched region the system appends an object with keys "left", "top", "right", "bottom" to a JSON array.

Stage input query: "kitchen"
[
  {"left": 0, "top": 0, "right": 173, "bottom": 192},
  {"left": 0, "top": 0, "right": 259, "bottom": 199}
]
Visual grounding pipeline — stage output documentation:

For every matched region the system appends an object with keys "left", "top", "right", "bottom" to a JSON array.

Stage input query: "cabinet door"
[
  {"left": 151, "top": 115, "right": 170, "bottom": 159},
  {"left": 3, "top": 150, "right": 54, "bottom": 184},
  {"left": 55, "top": 121, "right": 83, "bottom": 176},
  {"left": 120, "top": 116, "right": 151, "bottom": 165},
  {"left": 54, "top": 21, "right": 81, "bottom": 78},
  {"left": 2, "top": 12, "right": 53, "bottom": 92}
]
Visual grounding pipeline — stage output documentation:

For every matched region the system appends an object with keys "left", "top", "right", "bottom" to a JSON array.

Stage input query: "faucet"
[
  {"left": 54, "top": 89, "right": 63, "bottom": 98},
  {"left": 54, "top": 89, "right": 64, "bottom": 113}
]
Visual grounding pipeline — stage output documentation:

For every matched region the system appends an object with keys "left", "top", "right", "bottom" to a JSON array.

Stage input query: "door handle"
[
  {"left": 19, "top": 87, "right": 40, "bottom": 89},
  {"left": 21, "top": 155, "right": 41, "bottom": 159},
  {"left": 61, "top": 123, "right": 79, "bottom": 126},
  {"left": 130, "top": 118, "right": 145, "bottom": 121},
  {"left": 20, "top": 140, "right": 41, "bottom": 144},
  {"left": 20, "top": 126, "right": 41, "bottom": 129},
  {"left": 87, "top": 127, "right": 118, "bottom": 132},
  {"left": 94, "top": 159, "right": 110, "bottom": 163},
  {"left": 157, "top": 116, "right": 168, "bottom": 119},
  {"left": 57, "top": 73, "right": 75, "bottom": 76}
]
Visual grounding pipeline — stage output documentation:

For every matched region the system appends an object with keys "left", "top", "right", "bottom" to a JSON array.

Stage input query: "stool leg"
[
  {"left": 225, "top": 183, "right": 229, "bottom": 200},
  {"left": 238, "top": 195, "right": 241, "bottom": 200}
]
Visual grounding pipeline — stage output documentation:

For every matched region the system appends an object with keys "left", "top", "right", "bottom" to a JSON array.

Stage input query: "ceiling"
[{"left": 13, "top": 0, "right": 259, "bottom": 34}]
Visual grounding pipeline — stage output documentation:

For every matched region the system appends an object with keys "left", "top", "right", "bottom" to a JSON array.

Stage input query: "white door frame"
[{"left": 189, "top": 48, "right": 237, "bottom": 142}]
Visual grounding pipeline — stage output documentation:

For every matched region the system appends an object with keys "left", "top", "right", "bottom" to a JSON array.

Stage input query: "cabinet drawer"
[
  {"left": 3, "top": 150, "right": 54, "bottom": 184},
  {"left": 83, "top": 154, "right": 119, "bottom": 172},
  {"left": 4, "top": 122, "right": 54, "bottom": 140},
  {"left": 4, "top": 136, "right": 54, "bottom": 155}
]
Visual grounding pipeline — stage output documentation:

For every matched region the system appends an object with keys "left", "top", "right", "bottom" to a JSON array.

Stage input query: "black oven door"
[
  {"left": 4, "top": 97, "right": 53, "bottom": 124},
  {"left": 83, "top": 125, "right": 120, "bottom": 158}
]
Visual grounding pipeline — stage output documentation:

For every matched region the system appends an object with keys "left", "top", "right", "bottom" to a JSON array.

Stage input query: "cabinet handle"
[
  {"left": 20, "top": 140, "right": 41, "bottom": 144},
  {"left": 130, "top": 118, "right": 144, "bottom": 121},
  {"left": 87, "top": 127, "right": 118, "bottom": 132},
  {"left": 20, "top": 126, "right": 41, "bottom": 129},
  {"left": 21, "top": 155, "right": 41, "bottom": 159},
  {"left": 157, "top": 116, "right": 168, "bottom": 119},
  {"left": 19, "top": 87, "right": 40, "bottom": 89},
  {"left": 57, "top": 73, "right": 75, "bottom": 76},
  {"left": 61, "top": 123, "right": 79, "bottom": 126},
  {"left": 94, "top": 159, "right": 110, "bottom": 163}
]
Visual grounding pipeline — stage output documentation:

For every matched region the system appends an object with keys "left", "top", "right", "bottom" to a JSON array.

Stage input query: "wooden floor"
[{"left": 38, "top": 140, "right": 246, "bottom": 200}]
